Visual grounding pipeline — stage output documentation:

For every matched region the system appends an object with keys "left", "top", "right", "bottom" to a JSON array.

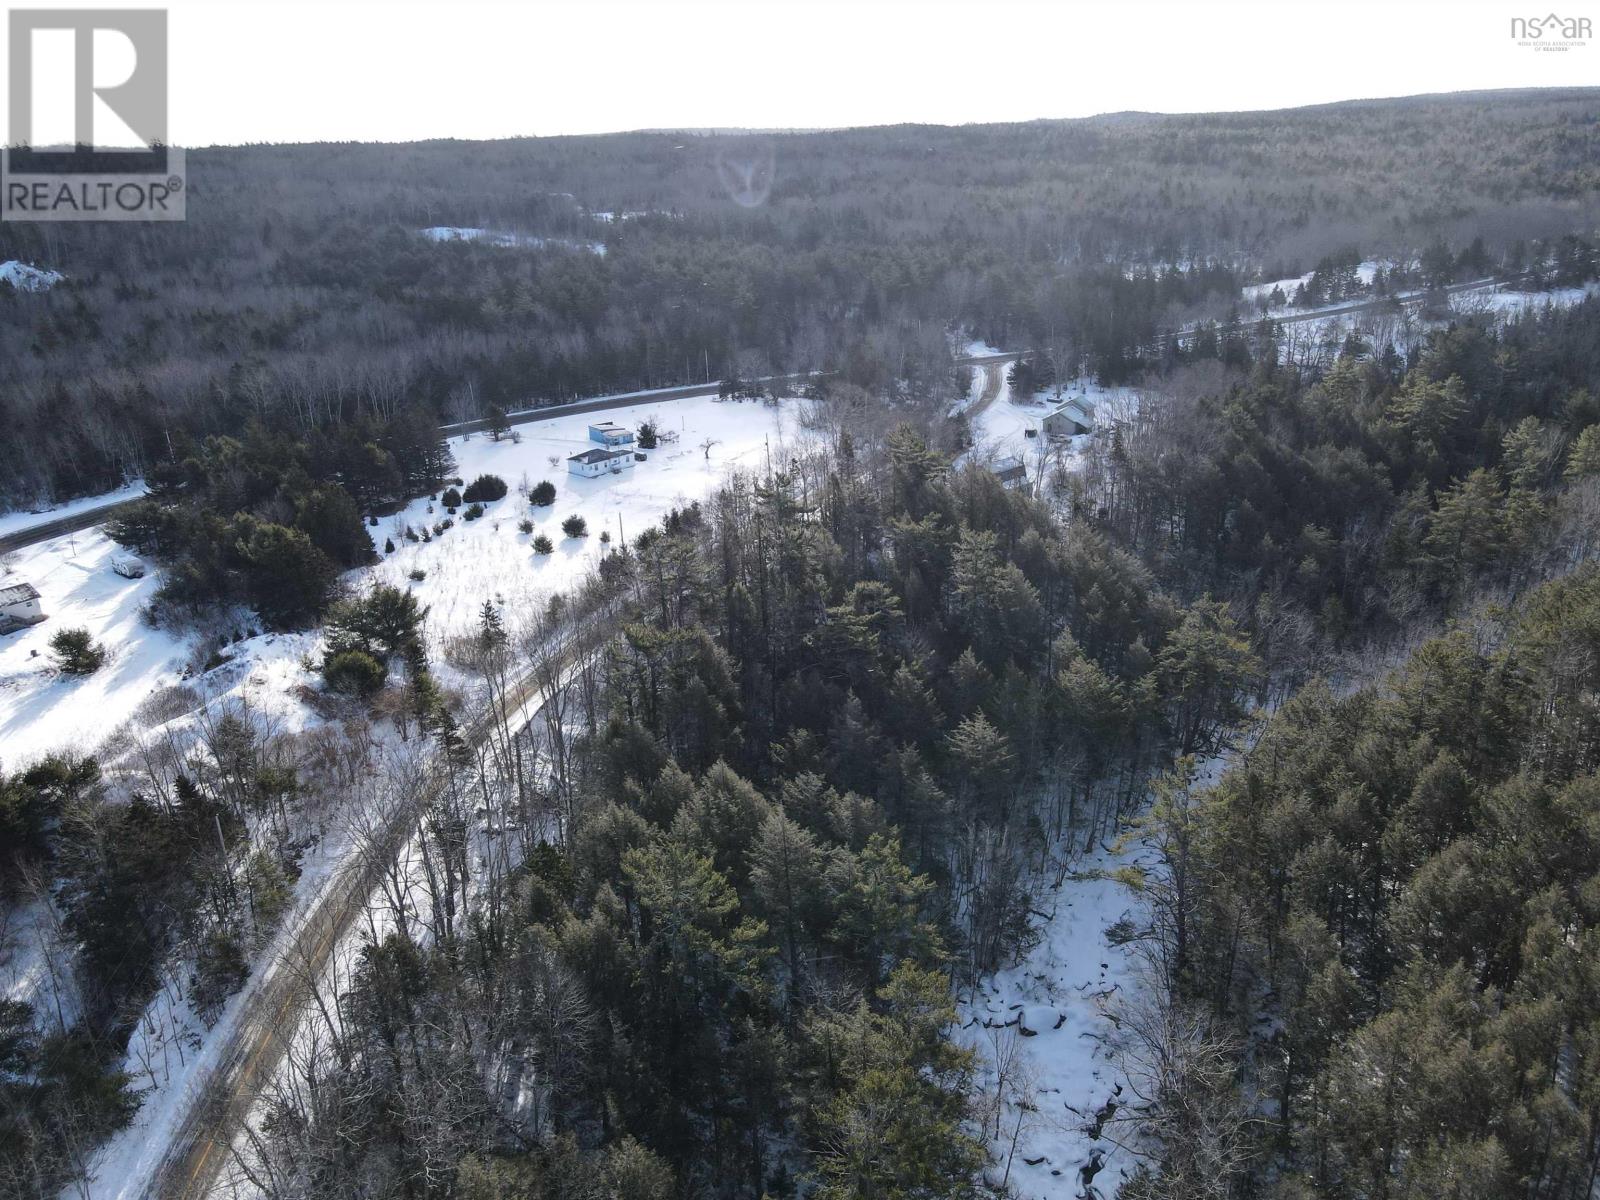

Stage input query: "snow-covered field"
[
  {"left": 1270, "top": 279, "right": 1600, "bottom": 368},
  {"left": 375, "top": 393, "right": 796, "bottom": 656},
  {"left": 1466, "top": 279, "right": 1600, "bottom": 317},
  {"left": 0, "top": 531, "right": 191, "bottom": 767},
  {"left": 1241, "top": 259, "right": 1380, "bottom": 310},
  {"left": 1, "top": 394, "right": 795, "bottom": 771},
  {"left": 419, "top": 226, "right": 606, "bottom": 255}
]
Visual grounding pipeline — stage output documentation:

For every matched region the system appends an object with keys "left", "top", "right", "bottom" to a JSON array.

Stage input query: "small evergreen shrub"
[
  {"left": 463, "top": 474, "right": 508, "bottom": 503},
  {"left": 50, "top": 627, "right": 106, "bottom": 675},
  {"left": 322, "top": 648, "right": 387, "bottom": 698}
]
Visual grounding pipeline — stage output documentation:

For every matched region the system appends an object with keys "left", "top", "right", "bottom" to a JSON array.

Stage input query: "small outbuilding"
[
  {"left": 588, "top": 421, "right": 635, "bottom": 448},
  {"left": 0, "top": 582, "right": 45, "bottom": 634},
  {"left": 989, "top": 456, "right": 1028, "bottom": 490},
  {"left": 1043, "top": 397, "right": 1097, "bottom": 438},
  {"left": 568, "top": 447, "right": 638, "bottom": 478}
]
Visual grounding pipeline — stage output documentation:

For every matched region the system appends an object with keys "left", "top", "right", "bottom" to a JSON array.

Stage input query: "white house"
[
  {"left": 0, "top": 582, "right": 44, "bottom": 634},
  {"left": 568, "top": 447, "right": 637, "bottom": 478},
  {"left": 1043, "top": 397, "right": 1096, "bottom": 438},
  {"left": 588, "top": 421, "right": 635, "bottom": 448}
]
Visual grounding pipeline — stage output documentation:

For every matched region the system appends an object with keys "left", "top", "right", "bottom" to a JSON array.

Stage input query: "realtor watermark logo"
[
  {"left": 3, "top": 9, "right": 185, "bottom": 221},
  {"left": 1510, "top": 12, "right": 1592, "bottom": 50}
]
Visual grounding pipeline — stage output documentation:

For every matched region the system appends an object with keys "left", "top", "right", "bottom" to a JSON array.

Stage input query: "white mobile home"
[
  {"left": 568, "top": 447, "right": 637, "bottom": 478},
  {"left": 0, "top": 582, "right": 44, "bottom": 634}
]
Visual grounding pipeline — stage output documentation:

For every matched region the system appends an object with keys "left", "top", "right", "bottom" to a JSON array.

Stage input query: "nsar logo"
[{"left": 1510, "top": 12, "right": 1592, "bottom": 50}]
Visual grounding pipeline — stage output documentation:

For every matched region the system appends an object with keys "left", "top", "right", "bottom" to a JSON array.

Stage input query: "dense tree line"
[
  {"left": 1079, "top": 296, "right": 1600, "bottom": 675},
  {"left": 105, "top": 411, "right": 453, "bottom": 628},
  {"left": 3, "top": 90, "right": 1598, "bottom": 506},
  {"left": 1172, "top": 564, "right": 1600, "bottom": 1197},
  {"left": 1064, "top": 247, "right": 1600, "bottom": 1197}
]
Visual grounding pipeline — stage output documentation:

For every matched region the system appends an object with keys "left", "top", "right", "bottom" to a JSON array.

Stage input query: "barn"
[
  {"left": 0, "top": 582, "right": 45, "bottom": 634},
  {"left": 1043, "top": 397, "right": 1097, "bottom": 438}
]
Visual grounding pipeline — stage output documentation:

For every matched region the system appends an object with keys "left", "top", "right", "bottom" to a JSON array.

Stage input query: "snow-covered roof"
[
  {"left": 568, "top": 447, "right": 633, "bottom": 465},
  {"left": 1048, "top": 397, "right": 1097, "bottom": 419},
  {"left": 0, "top": 581, "right": 41, "bottom": 604}
]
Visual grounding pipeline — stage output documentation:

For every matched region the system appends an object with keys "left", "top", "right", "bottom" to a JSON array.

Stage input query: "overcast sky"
[{"left": 8, "top": 0, "right": 1600, "bottom": 146}]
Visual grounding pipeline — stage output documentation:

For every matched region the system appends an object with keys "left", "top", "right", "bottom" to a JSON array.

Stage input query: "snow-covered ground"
[
  {"left": 956, "top": 838, "right": 1151, "bottom": 1198},
  {"left": 0, "top": 480, "right": 147, "bottom": 539},
  {"left": 1270, "top": 279, "right": 1600, "bottom": 368},
  {"left": 374, "top": 393, "right": 796, "bottom": 657},
  {"left": 0, "top": 530, "right": 191, "bottom": 768},
  {"left": 1241, "top": 260, "right": 1380, "bottom": 309},
  {"left": 960, "top": 377, "right": 1140, "bottom": 493},
  {"left": 960, "top": 753, "right": 1231, "bottom": 1199},
  {"left": 1465, "top": 279, "right": 1600, "bottom": 317},
  {"left": 1, "top": 894, "right": 81, "bottom": 1033},
  {"left": 1, "top": 395, "right": 795, "bottom": 771},
  {"left": 418, "top": 226, "right": 606, "bottom": 255},
  {"left": 0, "top": 260, "right": 63, "bottom": 292}
]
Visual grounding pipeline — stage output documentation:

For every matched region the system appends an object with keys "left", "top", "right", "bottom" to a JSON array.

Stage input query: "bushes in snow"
[
  {"left": 463, "top": 474, "right": 508, "bottom": 503},
  {"left": 532, "top": 534, "right": 554, "bottom": 554},
  {"left": 322, "top": 648, "right": 387, "bottom": 698},
  {"left": 442, "top": 486, "right": 462, "bottom": 509},
  {"left": 562, "top": 514, "right": 588, "bottom": 538},
  {"left": 530, "top": 479, "right": 557, "bottom": 506}
]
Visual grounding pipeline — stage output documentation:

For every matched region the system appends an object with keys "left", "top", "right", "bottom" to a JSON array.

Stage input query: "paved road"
[
  {"left": 0, "top": 499, "right": 150, "bottom": 555},
  {"left": 2, "top": 356, "right": 1021, "bottom": 555},
  {"left": 1151, "top": 274, "right": 1526, "bottom": 354}
]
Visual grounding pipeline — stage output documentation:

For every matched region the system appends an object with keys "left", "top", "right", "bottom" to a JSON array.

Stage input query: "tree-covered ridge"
[
  {"left": 1081, "top": 297, "right": 1600, "bottom": 663},
  {"left": 206, "top": 417, "right": 1268, "bottom": 1198},
  {"left": 4, "top": 89, "right": 1599, "bottom": 505},
  {"left": 1180, "top": 563, "right": 1600, "bottom": 1197}
]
